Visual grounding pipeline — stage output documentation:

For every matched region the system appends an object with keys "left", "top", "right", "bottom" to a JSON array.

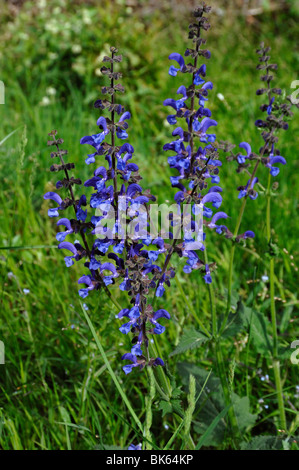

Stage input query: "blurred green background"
[{"left": 0, "top": 0, "right": 298, "bottom": 450}]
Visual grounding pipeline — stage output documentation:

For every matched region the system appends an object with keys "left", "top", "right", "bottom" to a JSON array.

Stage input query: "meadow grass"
[{"left": 0, "top": 1, "right": 298, "bottom": 450}]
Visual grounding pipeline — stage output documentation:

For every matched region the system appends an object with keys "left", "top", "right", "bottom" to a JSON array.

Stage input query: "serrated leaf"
[
  {"left": 158, "top": 400, "right": 173, "bottom": 417},
  {"left": 171, "top": 387, "right": 182, "bottom": 399},
  {"left": 240, "top": 435, "right": 285, "bottom": 450},
  {"left": 169, "top": 327, "right": 209, "bottom": 357}
]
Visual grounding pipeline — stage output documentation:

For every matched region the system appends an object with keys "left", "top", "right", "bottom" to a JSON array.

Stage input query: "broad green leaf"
[
  {"left": 250, "top": 310, "right": 272, "bottom": 357},
  {"left": 221, "top": 300, "right": 252, "bottom": 338},
  {"left": 196, "top": 404, "right": 232, "bottom": 450},
  {"left": 178, "top": 363, "right": 257, "bottom": 447}
]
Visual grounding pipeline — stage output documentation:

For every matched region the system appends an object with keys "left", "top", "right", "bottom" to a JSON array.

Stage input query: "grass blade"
[
  {"left": 195, "top": 404, "right": 232, "bottom": 450},
  {"left": 80, "top": 301, "right": 143, "bottom": 433}
]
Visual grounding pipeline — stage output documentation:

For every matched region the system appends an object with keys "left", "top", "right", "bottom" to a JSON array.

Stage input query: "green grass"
[{"left": 0, "top": 1, "right": 298, "bottom": 450}]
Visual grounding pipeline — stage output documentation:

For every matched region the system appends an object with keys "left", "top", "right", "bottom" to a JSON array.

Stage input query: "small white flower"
[
  {"left": 7, "top": 272, "right": 16, "bottom": 280},
  {"left": 40, "top": 96, "right": 51, "bottom": 107},
  {"left": 23, "top": 288, "right": 30, "bottom": 295},
  {"left": 72, "top": 44, "right": 82, "bottom": 54},
  {"left": 46, "top": 87, "right": 57, "bottom": 96},
  {"left": 261, "top": 275, "right": 269, "bottom": 282},
  {"left": 217, "top": 93, "right": 225, "bottom": 101},
  {"left": 48, "top": 52, "right": 58, "bottom": 61}
]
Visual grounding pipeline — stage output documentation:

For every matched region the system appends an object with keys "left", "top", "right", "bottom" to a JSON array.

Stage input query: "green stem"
[
  {"left": 214, "top": 340, "right": 240, "bottom": 443},
  {"left": 81, "top": 303, "right": 143, "bottom": 433},
  {"left": 176, "top": 275, "right": 211, "bottom": 338},
  {"left": 226, "top": 195, "right": 248, "bottom": 320},
  {"left": 205, "top": 249, "right": 240, "bottom": 441},
  {"left": 204, "top": 249, "right": 240, "bottom": 441},
  {"left": 266, "top": 173, "right": 287, "bottom": 431},
  {"left": 203, "top": 249, "right": 217, "bottom": 336},
  {"left": 144, "top": 367, "right": 155, "bottom": 450}
]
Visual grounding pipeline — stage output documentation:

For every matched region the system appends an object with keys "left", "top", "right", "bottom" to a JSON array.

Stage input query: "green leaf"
[
  {"left": 221, "top": 300, "right": 252, "bottom": 338},
  {"left": 59, "top": 406, "right": 71, "bottom": 424},
  {"left": 158, "top": 400, "right": 173, "bottom": 417},
  {"left": 240, "top": 435, "right": 285, "bottom": 450},
  {"left": 80, "top": 302, "right": 143, "bottom": 433},
  {"left": 196, "top": 404, "right": 232, "bottom": 450},
  {"left": 250, "top": 310, "right": 272, "bottom": 357},
  {"left": 169, "top": 327, "right": 209, "bottom": 357},
  {"left": 158, "top": 398, "right": 184, "bottom": 418},
  {"left": 178, "top": 363, "right": 257, "bottom": 447}
]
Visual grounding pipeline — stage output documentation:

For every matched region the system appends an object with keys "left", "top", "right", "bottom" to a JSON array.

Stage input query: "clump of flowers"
[
  {"left": 162, "top": 4, "right": 254, "bottom": 283},
  {"left": 222, "top": 43, "right": 293, "bottom": 202},
  {"left": 44, "top": 48, "right": 172, "bottom": 374}
]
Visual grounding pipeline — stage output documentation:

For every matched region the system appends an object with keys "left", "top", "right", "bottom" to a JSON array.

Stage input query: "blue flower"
[
  {"left": 150, "top": 309, "right": 171, "bottom": 334},
  {"left": 58, "top": 241, "right": 80, "bottom": 267},
  {"left": 168, "top": 53, "right": 185, "bottom": 76},
  {"left": 44, "top": 192, "right": 63, "bottom": 218},
  {"left": 238, "top": 177, "right": 259, "bottom": 200},
  {"left": 203, "top": 264, "right": 212, "bottom": 284},
  {"left": 237, "top": 142, "right": 251, "bottom": 164},
  {"left": 56, "top": 218, "right": 74, "bottom": 242},
  {"left": 128, "top": 443, "right": 142, "bottom": 451}
]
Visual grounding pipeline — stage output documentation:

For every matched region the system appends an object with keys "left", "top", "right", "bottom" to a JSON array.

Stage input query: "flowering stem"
[
  {"left": 266, "top": 172, "right": 287, "bottom": 431},
  {"left": 224, "top": 194, "right": 248, "bottom": 327},
  {"left": 224, "top": 125, "right": 278, "bottom": 330},
  {"left": 110, "top": 50, "right": 118, "bottom": 219}
]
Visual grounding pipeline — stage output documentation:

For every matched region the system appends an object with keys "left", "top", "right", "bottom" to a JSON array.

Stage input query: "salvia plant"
[{"left": 43, "top": 3, "right": 297, "bottom": 449}]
